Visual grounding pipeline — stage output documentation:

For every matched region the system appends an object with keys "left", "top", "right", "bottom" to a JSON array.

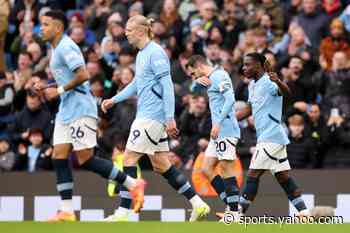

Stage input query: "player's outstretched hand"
[
  {"left": 196, "top": 77, "right": 211, "bottom": 87},
  {"left": 166, "top": 119, "right": 179, "bottom": 139},
  {"left": 101, "top": 99, "right": 115, "bottom": 113}
]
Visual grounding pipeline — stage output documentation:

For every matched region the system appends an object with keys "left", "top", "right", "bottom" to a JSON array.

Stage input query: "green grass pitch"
[{"left": 0, "top": 222, "right": 349, "bottom": 233}]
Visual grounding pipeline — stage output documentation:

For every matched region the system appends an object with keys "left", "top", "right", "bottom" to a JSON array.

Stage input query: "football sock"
[
  {"left": 119, "top": 166, "right": 137, "bottom": 210},
  {"left": 81, "top": 156, "right": 128, "bottom": 184},
  {"left": 52, "top": 159, "right": 73, "bottom": 213},
  {"left": 223, "top": 176, "right": 239, "bottom": 211},
  {"left": 162, "top": 165, "right": 196, "bottom": 200},
  {"left": 240, "top": 176, "right": 260, "bottom": 213},
  {"left": 278, "top": 177, "right": 307, "bottom": 212},
  {"left": 210, "top": 175, "right": 227, "bottom": 204}
]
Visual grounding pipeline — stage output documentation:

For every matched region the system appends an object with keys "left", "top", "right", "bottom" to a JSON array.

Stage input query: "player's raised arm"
[{"left": 269, "top": 72, "right": 292, "bottom": 97}]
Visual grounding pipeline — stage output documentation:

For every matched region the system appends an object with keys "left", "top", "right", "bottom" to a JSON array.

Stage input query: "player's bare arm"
[
  {"left": 269, "top": 72, "right": 291, "bottom": 97},
  {"left": 61, "top": 66, "right": 90, "bottom": 92}
]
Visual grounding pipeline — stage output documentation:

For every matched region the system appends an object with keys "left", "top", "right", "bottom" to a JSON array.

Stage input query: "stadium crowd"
[{"left": 1, "top": 0, "right": 350, "bottom": 172}]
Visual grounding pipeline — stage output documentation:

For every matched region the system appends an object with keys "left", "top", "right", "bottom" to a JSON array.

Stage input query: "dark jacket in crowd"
[
  {"left": 12, "top": 105, "right": 53, "bottom": 143},
  {"left": 287, "top": 132, "right": 315, "bottom": 169},
  {"left": 176, "top": 108, "right": 211, "bottom": 162}
]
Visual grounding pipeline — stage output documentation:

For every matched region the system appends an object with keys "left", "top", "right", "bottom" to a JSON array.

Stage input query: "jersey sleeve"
[
  {"left": 151, "top": 49, "right": 175, "bottom": 121},
  {"left": 60, "top": 43, "right": 85, "bottom": 72},
  {"left": 267, "top": 79, "right": 279, "bottom": 96},
  {"left": 150, "top": 50, "right": 170, "bottom": 80},
  {"left": 218, "top": 74, "right": 233, "bottom": 94},
  {"left": 215, "top": 74, "right": 235, "bottom": 125}
]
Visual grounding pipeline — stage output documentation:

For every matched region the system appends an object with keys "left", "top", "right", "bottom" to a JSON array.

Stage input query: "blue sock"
[
  {"left": 52, "top": 159, "right": 73, "bottom": 200},
  {"left": 162, "top": 165, "right": 196, "bottom": 200},
  {"left": 240, "top": 176, "right": 260, "bottom": 213},
  {"left": 211, "top": 175, "right": 227, "bottom": 204},
  {"left": 278, "top": 177, "right": 307, "bottom": 211},
  {"left": 119, "top": 166, "right": 137, "bottom": 210},
  {"left": 81, "top": 156, "right": 127, "bottom": 184},
  {"left": 223, "top": 176, "right": 239, "bottom": 211}
]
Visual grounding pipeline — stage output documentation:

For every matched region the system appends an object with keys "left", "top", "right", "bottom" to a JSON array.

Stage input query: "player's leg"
[
  {"left": 48, "top": 120, "right": 76, "bottom": 222},
  {"left": 202, "top": 143, "right": 227, "bottom": 205},
  {"left": 48, "top": 143, "right": 76, "bottom": 221},
  {"left": 150, "top": 151, "right": 210, "bottom": 221},
  {"left": 240, "top": 169, "right": 265, "bottom": 214},
  {"left": 217, "top": 138, "right": 240, "bottom": 213},
  {"left": 71, "top": 117, "right": 145, "bottom": 213},
  {"left": 220, "top": 160, "right": 240, "bottom": 212},
  {"left": 76, "top": 148, "right": 139, "bottom": 191},
  {"left": 104, "top": 150, "right": 143, "bottom": 221},
  {"left": 274, "top": 170, "right": 310, "bottom": 216}
]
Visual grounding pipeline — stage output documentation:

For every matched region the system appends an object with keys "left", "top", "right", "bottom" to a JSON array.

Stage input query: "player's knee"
[
  {"left": 274, "top": 172, "right": 289, "bottom": 183},
  {"left": 201, "top": 163, "right": 215, "bottom": 179},
  {"left": 219, "top": 160, "right": 234, "bottom": 171},
  {"left": 123, "top": 154, "right": 138, "bottom": 167},
  {"left": 52, "top": 151, "right": 68, "bottom": 160},
  {"left": 247, "top": 169, "right": 263, "bottom": 178},
  {"left": 152, "top": 163, "right": 169, "bottom": 174}
]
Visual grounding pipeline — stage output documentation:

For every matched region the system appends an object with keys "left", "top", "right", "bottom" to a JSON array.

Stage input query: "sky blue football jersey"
[
  {"left": 248, "top": 73, "right": 290, "bottom": 145},
  {"left": 112, "top": 41, "right": 175, "bottom": 124},
  {"left": 192, "top": 68, "right": 240, "bottom": 139},
  {"left": 49, "top": 34, "right": 97, "bottom": 124}
]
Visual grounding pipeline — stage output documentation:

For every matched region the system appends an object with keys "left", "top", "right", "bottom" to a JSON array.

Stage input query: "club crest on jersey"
[
  {"left": 64, "top": 51, "right": 80, "bottom": 61},
  {"left": 153, "top": 59, "right": 167, "bottom": 67},
  {"left": 219, "top": 81, "right": 231, "bottom": 92}
]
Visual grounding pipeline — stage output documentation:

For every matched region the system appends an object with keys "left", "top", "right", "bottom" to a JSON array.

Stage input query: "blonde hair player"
[{"left": 102, "top": 15, "right": 210, "bottom": 222}]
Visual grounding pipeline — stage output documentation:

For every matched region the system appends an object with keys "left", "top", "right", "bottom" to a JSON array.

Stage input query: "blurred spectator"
[
  {"left": 293, "top": 0, "right": 329, "bottom": 47},
  {"left": 221, "top": 1, "right": 246, "bottom": 50},
  {"left": 292, "top": 103, "right": 329, "bottom": 168},
  {"left": 254, "top": 0, "right": 284, "bottom": 37},
  {"left": 27, "top": 41, "right": 48, "bottom": 72},
  {"left": 282, "top": 56, "right": 316, "bottom": 107},
  {"left": 13, "top": 51, "right": 33, "bottom": 92},
  {"left": 0, "top": 135, "right": 15, "bottom": 171},
  {"left": 69, "top": 25, "right": 90, "bottom": 53},
  {"left": 253, "top": 27, "right": 270, "bottom": 53},
  {"left": 287, "top": 114, "right": 314, "bottom": 168},
  {"left": 319, "top": 18, "right": 350, "bottom": 71},
  {"left": 10, "top": 20, "right": 44, "bottom": 60},
  {"left": 86, "top": 0, "right": 113, "bottom": 41},
  {"left": 282, "top": 0, "right": 303, "bottom": 30},
  {"left": 0, "top": 71, "right": 15, "bottom": 119},
  {"left": 103, "top": 67, "right": 136, "bottom": 140},
  {"left": 12, "top": 90, "right": 53, "bottom": 144},
  {"left": 322, "top": 0, "right": 342, "bottom": 18},
  {"left": 68, "top": 11, "right": 96, "bottom": 46},
  {"left": 0, "top": 0, "right": 10, "bottom": 71},
  {"left": 323, "top": 115, "right": 350, "bottom": 168},
  {"left": 274, "top": 24, "right": 317, "bottom": 72},
  {"left": 159, "top": 0, "right": 184, "bottom": 49},
  {"left": 317, "top": 51, "right": 350, "bottom": 118},
  {"left": 176, "top": 95, "right": 211, "bottom": 164},
  {"left": 15, "top": 128, "right": 52, "bottom": 172}
]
